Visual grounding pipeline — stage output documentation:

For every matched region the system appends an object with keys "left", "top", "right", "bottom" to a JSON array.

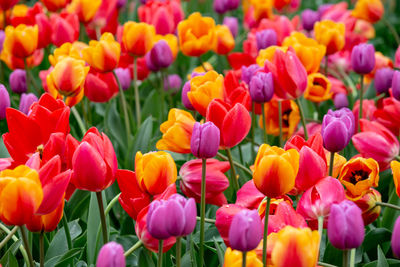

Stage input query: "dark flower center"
[
  {"left": 349, "top": 170, "right": 369, "bottom": 184},
  {"left": 282, "top": 109, "right": 292, "bottom": 128}
]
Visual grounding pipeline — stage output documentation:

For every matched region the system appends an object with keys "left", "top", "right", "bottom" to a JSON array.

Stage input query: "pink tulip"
[
  {"left": 235, "top": 180, "right": 265, "bottom": 210},
  {"left": 215, "top": 204, "right": 246, "bottom": 247},
  {"left": 267, "top": 201, "right": 307, "bottom": 234}
]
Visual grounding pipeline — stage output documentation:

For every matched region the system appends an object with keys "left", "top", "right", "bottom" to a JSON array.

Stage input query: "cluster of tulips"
[{"left": 1, "top": 0, "right": 400, "bottom": 266}]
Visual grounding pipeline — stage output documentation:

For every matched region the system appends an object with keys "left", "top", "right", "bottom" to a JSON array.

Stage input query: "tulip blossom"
[
  {"left": 352, "top": 0, "right": 384, "bottom": 23},
  {"left": 256, "top": 29, "right": 277, "bottom": 51},
  {"left": 351, "top": 43, "right": 376, "bottom": 75},
  {"left": 41, "top": 0, "right": 70, "bottom": 12},
  {"left": 223, "top": 248, "right": 263, "bottom": 267},
  {"left": 352, "top": 188, "right": 381, "bottom": 226},
  {"left": 3, "top": 24, "right": 38, "bottom": 58},
  {"left": 84, "top": 70, "right": 119, "bottom": 103},
  {"left": 235, "top": 180, "right": 266, "bottom": 210},
  {"left": 19, "top": 93, "right": 38, "bottom": 115},
  {"left": 229, "top": 209, "right": 263, "bottom": 252},
  {"left": 249, "top": 72, "right": 274, "bottom": 103},
  {"left": 145, "top": 40, "right": 173, "bottom": 72},
  {"left": 392, "top": 161, "right": 400, "bottom": 199},
  {"left": 0, "top": 85, "right": 10, "bottom": 120},
  {"left": 163, "top": 74, "right": 182, "bottom": 93},
  {"left": 374, "top": 67, "right": 394, "bottom": 94},
  {"left": 393, "top": 71, "right": 400, "bottom": 101},
  {"left": 191, "top": 122, "right": 220, "bottom": 159},
  {"left": 334, "top": 93, "right": 349, "bottom": 109},
  {"left": 114, "top": 68, "right": 131, "bottom": 91},
  {"left": 267, "top": 201, "right": 307, "bottom": 234},
  {"left": 49, "top": 42, "right": 87, "bottom": 66},
  {"left": 66, "top": 0, "right": 101, "bottom": 23},
  {"left": 213, "top": 25, "right": 235, "bottom": 55},
  {"left": 9, "top": 69, "right": 27, "bottom": 94},
  {"left": 96, "top": 242, "right": 126, "bottom": 267},
  {"left": 373, "top": 96, "right": 400, "bottom": 136},
  {"left": 301, "top": 9, "right": 320, "bottom": 31},
  {"left": 216, "top": 204, "right": 246, "bottom": 247},
  {"left": 304, "top": 73, "right": 332, "bottom": 103},
  {"left": 392, "top": 216, "right": 400, "bottom": 258},
  {"left": 122, "top": 22, "right": 155, "bottom": 57},
  {"left": 314, "top": 20, "right": 345, "bottom": 55},
  {"left": 50, "top": 12, "right": 80, "bottom": 47},
  {"left": 223, "top": 17, "right": 238, "bottom": 38}
]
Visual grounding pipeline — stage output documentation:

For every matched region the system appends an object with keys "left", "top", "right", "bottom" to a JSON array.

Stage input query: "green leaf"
[
  {"left": 125, "top": 116, "right": 153, "bottom": 168},
  {"left": 377, "top": 245, "right": 389, "bottom": 267},
  {"left": 363, "top": 228, "right": 392, "bottom": 253},
  {"left": 381, "top": 188, "right": 400, "bottom": 229},
  {"left": 106, "top": 99, "right": 126, "bottom": 150},
  {"left": 0, "top": 240, "right": 21, "bottom": 267},
  {"left": 213, "top": 237, "right": 225, "bottom": 267},
  {"left": 0, "top": 137, "right": 9, "bottom": 158},
  {"left": 322, "top": 243, "right": 342, "bottom": 266},
  {"left": 86, "top": 192, "right": 102, "bottom": 264},
  {"left": 138, "top": 248, "right": 155, "bottom": 267},
  {"left": 142, "top": 90, "right": 161, "bottom": 120}
]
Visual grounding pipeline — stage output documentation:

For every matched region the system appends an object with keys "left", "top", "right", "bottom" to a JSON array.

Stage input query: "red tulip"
[
  {"left": 235, "top": 180, "right": 265, "bottom": 210},
  {"left": 224, "top": 71, "right": 252, "bottom": 111},
  {"left": 267, "top": 201, "right": 307, "bottom": 235},
  {"left": 35, "top": 13, "right": 52, "bottom": 49},
  {"left": 227, "top": 52, "right": 257, "bottom": 70},
  {"left": 84, "top": 70, "right": 119, "bottom": 103},
  {"left": 374, "top": 96, "right": 400, "bottom": 136},
  {"left": 179, "top": 159, "right": 230, "bottom": 206},
  {"left": 85, "top": 0, "right": 119, "bottom": 39},
  {"left": 50, "top": 12, "right": 80, "bottom": 47},
  {"left": 352, "top": 99, "right": 376, "bottom": 133},
  {"left": 206, "top": 99, "right": 251, "bottom": 148},
  {"left": 215, "top": 204, "right": 246, "bottom": 247}
]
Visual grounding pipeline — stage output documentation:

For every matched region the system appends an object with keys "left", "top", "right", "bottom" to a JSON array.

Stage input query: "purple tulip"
[
  {"left": 241, "top": 64, "right": 261, "bottom": 85},
  {"left": 226, "top": 0, "right": 240, "bottom": 11},
  {"left": 375, "top": 67, "right": 394, "bottom": 94},
  {"left": 321, "top": 108, "right": 355, "bottom": 152},
  {"left": 301, "top": 9, "right": 320, "bottom": 31},
  {"left": 164, "top": 194, "right": 197, "bottom": 236},
  {"left": 19, "top": 93, "right": 38, "bottom": 115},
  {"left": 318, "top": 4, "right": 332, "bottom": 17},
  {"left": 392, "top": 216, "right": 400, "bottom": 258},
  {"left": 0, "top": 30, "right": 5, "bottom": 53},
  {"left": 223, "top": 17, "right": 238, "bottom": 38},
  {"left": 393, "top": 71, "right": 400, "bottom": 101},
  {"left": 351, "top": 43, "right": 376, "bottom": 75},
  {"left": 328, "top": 200, "right": 364, "bottom": 250},
  {"left": 116, "top": 0, "right": 127, "bottom": 8},
  {"left": 249, "top": 72, "right": 274, "bottom": 103},
  {"left": 256, "top": 29, "right": 277, "bottom": 51},
  {"left": 9, "top": 69, "right": 27, "bottom": 94},
  {"left": 181, "top": 81, "right": 195, "bottom": 110},
  {"left": 96, "top": 242, "right": 126, "bottom": 267},
  {"left": 114, "top": 68, "right": 131, "bottom": 91},
  {"left": 213, "top": 0, "right": 229, "bottom": 14},
  {"left": 0, "top": 85, "right": 10, "bottom": 120},
  {"left": 145, "top": 40, "right": 173, "bottom": 72},
  {"left": 147, "top": 200, "right": 171, "bottom": 239},
  {"left": 164, "top": 74, "right": 182, "bottom": 93},
  {"left": 191, "top": 122, "right": 220, "bottom": 159},
  {"left": 333, "top": 93, "right": 349, "bottom": 109},
  {"left": 228, "top": 209, "right": 263, "bottom": 252}
]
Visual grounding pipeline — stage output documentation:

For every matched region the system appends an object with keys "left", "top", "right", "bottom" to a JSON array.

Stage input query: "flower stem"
[
  {"left": 40, "top": 231, "right": 45, "bottom": 267},
  {"left": 217, "top": 152, "right": 252, "bottom": 177},
  {"left": 343, "top": 249, "right": 349, "bottom": 267},
  {"left": 71, "top": 107, "right": 86, "bottom": 136},
  {"left": 226, "top": 148, "right": 240, "bottom": 193},
  {"left": 242, "top": 251, "right": 247, "bottom": 267},
  {"left": 0, "top": 225, "right": 18, "bottom": 250},
  {"left": 318, "top": 216, "right": 324, "bottom": 258},
  {"left": 278, "top": 100, "right": 283, "bottom": 147},
  {"left": 358, "top": 75, "right": 364, "bottom": 133},
  {"left": 96, "top": 192, "right": 108, "bottom": 244},
  {"left": 0, "top": 224, "right": 28, "bottom": 264},
  {"left": 105, "top": 193, "right": 121, "bottom": 216},
  {"left": 62, "top": 211, "right": 73, "bottom": 251},
  {"left": 199, "top": 158, "right": 207, "bottom": 267},
  {"left": 329, "top": 151, "right": 335, "bottom": 177},
  {"left": 383, "top": 18, "right": 400, "bottom": 46},
  {"left": 133, "top": 57, "right": 142, "bottom": 127},
  {"left": 196, "top": 216, "right": 216, "bottom": 224},
  {"left": 113, "top": 70, "right": 131, "bottom": 142},
  {"left": 176, "top": 237, "right": 182, "bottom": 267},
  {"left": 20, "top": 226, "right": 34, "bottom": 267},
  {"left": 262, "top": 197, "right": 271, "bottom": 267},
  {"left": 157, "top": 240, "right": 164, "bottom": 267},
  {"left": 375, "top": 201, "right": 400, "bottom": 211},
  {"left": 296, "top": 98, "right": 308, "bottom": 140},
  {"left": 261, "top": 104, "right": 267, "bottom": 144},
  {"left": 124, "top": 240, "right": 143, "bottom": 257},
  {"left": 350, "top": 248, "right": 355, "bottom": 267},
  {"left": 251, "top": 102, "right": 256, "bottom": 160}
]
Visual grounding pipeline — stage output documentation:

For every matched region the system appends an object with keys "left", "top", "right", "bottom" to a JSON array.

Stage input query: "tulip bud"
[
  {"left": 352, "top": 188, "right": 381, "bottom": 225},
  {"left": 392, "top": 216, "right": 400, "bottom": 258},
  {"left": 164, "top": 194, "right": 197, "bottom": 237},
  {"left": 228, "top": 209, "right": 263, "bottom": 252},
  {"left": 241, "top": 64, "right": 261, "bottom": 85},
  {"left": 114, "top": 68, "right": 131, "bottom": 91},
  {"left": 96, "top": 242, "right": 126, "bottom": 267},
  {"left": 117, "top": 0, "right": 127, "bottom": 8},
  {"left": 321, "top": 108, "right": 355, "bottom": 152},
  {"left": 145, "top": 40, "right": 173, "bottom": 72},
  {"left": 9, "top": 69, "right": 27, "bottom": 94},
  {"left": 147, "top": 199, "right": 171, "bottom": 239},
  {"left": 328, "top": 200, "right": 364, "bottom": 250},
  {"left": 334, "top": 93, "right": 349, "bottom": 109},
  {"left": 375, "top": 67, "right": 394, "bottom": 94},
  {"left": 396, "top": 45, "right": 400, "bottom": 69},
  {"left": 190, "top": 122, "right": 220, "bottom": 159},
  {"left": 351, "top": 43, "right": 376, "bottom": 75},
  {"left": 0, "top": 85, "right": 10, "bottom": 120},
  {"left": 301, "top": 9, "right": 320, "bottom": 31},
  {"left": 393, "top": 71, "right": 400, "bottom": 101},
  {"left": 213, "top": 0, "right": 229, "bottom": 14},
  {"left": 223, "top": 17, "right": 238, "bottom": 38},
  {"left": 249, "top": 72, "right": 274, "bottom": 103},
  {"left": 164, "top": 74, "right": 182, "bottom": 94},
  {"left": 256, "top": 29, "right": 277, "bottom": 51},
  {"left": 0, "top": 30, "right": 5, "bottom": 53},
  {"left": 227, "top": 0, "right": 240, "bottom": 11},
  {"left": 19, "top": 93, "right": 38, "bottom": 115},
  {"left": 181, "top": 81, "right": 195, "bottom": 110}
]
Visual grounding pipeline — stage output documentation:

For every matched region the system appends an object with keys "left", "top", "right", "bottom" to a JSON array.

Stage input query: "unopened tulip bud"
[
  {"left": 249, "top": 72, "right": 274, "bottom": 103},
  {"left": 96, "top": 242, "right": 126, "bottom": 267},
  {"left": 19, "top": 93, "right": 38, "bottom": 115},
  {"left": 0, "top": 85, "right": 10, "bottom": 120},
  {"left": 191, "top": 122, "right": 220, "bottom": 159},
  {"left": 9, "top": 69, "right": 27, "bottom": 94},
  {"left": 334, "top": 93, "right": 349, "bottom": 109},
  {"left": 223, "top": 17, "right": 238, "bottom": 38},
  {"left": 181, "top": 81, "right": 195, "bottom": 110},
  {"left": 393, "top": 71, "right": 400, "bottom": 101},
  {"left": 351, "top": 43, "right": 376, "bottom": 74},
  {"left": 213, "top": 0, "right": 229, "bottom": 14},
  {"left": 164, "top": 74, "right": 182, "bottom": 94},
  {"left": 301, "top": 9, "right": 320, "bottom": 31},
  {"left": 241, "top": 64, "right": 261, "bottom": 85},
  {"left": 147, "top": 199, "right": 171, "bottom": 239},
  {"left": 165, "top": 194, "right": 197, "bottom": 237},
  {"left": 145, "top": 40, "right": 173, "bottom": 72},
  {"left": 114, "top": 68, "right": 131, "bottom": 91},
  {"left": 375, "top": 67, "right": 394, "bottom": 94},
  {"left": 256, "top": 29, "right": 277, "bottom": 51}
]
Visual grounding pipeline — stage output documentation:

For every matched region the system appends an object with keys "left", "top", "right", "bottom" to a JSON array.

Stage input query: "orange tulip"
[
  {"left": 0, "top": 165, "right": 43, "bottom": 226},
  {"left": 46, "top": 56, "right": 90, "bottom": 106},
  {"left": 326, "top": 151, "right": 347, "bottom": 178},
  {"left": 213, "top": 25, "right": 235, "bottom": 55},
  {"left": 250, "top": 0, "right": 274, "bottom": 21},
  {"left": 314, "top": 20, "right": 345, "bottom": 55},
  {"left": 256, "top": 46, "right": 287, "bottom": 67},
  {"left": 155, "top": 34, "right": 178, "bottom": 59},
  {"left": 353, "top": 188, "right": 381, "bottom": 225},
  {"left": 26, "top": 200, "right": 65, "bottom": 232},
  {"left": 253, "top": 144, "right": 299, "bottom": 198},
  {"left": 223, "top": 248, "right": 263, "bottom": 267},
  {"left": 188, "top": 70, "right": 224, "bottom": 116},
  {"left": 339, "top": 157, "right": 379, "bottom": 200},
  {"left": 270, "top": 226, "right": 319, "bottom": 267},
  {"left": 49, "top": 41, "right": 88, "bottom": 66},
  {"left": 3, "top": 24, "right": 38, "bottom": 58},
  {"left": 122, "top": 21, "right": 156, "bottom": 57},
  {"left": 82, "top": 32, "right": 120, "bottom": 72},
  {"left": 391, "top": 161, "right": 400, "bottom": 198},
  {"left": 304, "top": 73, "right": 332, "bottom": 103},
  {"left": 282, "top": 32, "right": 326, "bottom": 74},
  {"left": 66, "top": 0, "right": 101, "bottom": 23},
  {"left": 177, "top": 12, "right": 216, "bottom": 57},
  {"left": 156, "top": 109, "right": 196, "bottom": 154},
  {"left": 352, "top": 0, "right": 384, "bottom": 24},
  {"left": 135, "top": 151, "right": 177, "bottom": 195},
  {"left": 259, "top": 99, "right": 300, "bottom": 139}
]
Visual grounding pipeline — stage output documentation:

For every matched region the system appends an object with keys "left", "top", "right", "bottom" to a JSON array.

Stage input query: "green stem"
[
  {"left": 350, "top": 248, "right": 355, "bottom": 267},
  {"left": 0, "top": 224, "right": 29, "bottom": 264},
  {"left": 217, "top": 152, "right": 252, "bottom": 176},
  {"left": 176, "top": 237, "right": 182, "bottom": 267},
  {"left": 318, "top": 216, "right": 324, "bottom": 258},
  {"left": 318, "top": 262, "right": 338, "bottom": 267},
  {"left": 105, "top": 193, "right": 121, "bottom": 216},
  {"left": 383, "top": 18, "right": 400, "bottom": 45},
  {"left": 296, "top": 98, "right": 308, "bottom": 140},
  {"left": 196, "top": 216, "right": 216, "bottom": 224},
  {"left": 358, "top": 75, "right": 364, "bottom": 133},
  {"left": 225, "top": 148, "right": 240, "bottom": 193},
  {"left": 20, "top": 226, "right": 34, "bottom": 267},
  {"left": 0, "top": 225, "right": 18, "bottom": 250},
  {"left": 262, "top": 197, "right": 271, "bottom": 267},
  {"left": 40, "top": 231, "right": 45, "bottom": 267},
  {"left": 113, "top": 70, "right": 131, "bottom": 142},
  {"left": 199, "top": 158, "right": 207, "bottom": 267},
  {"left": 157, "top": 240, "right": 164, "bottom": 267},
  {"left": 198, "top": 56, "right": 208, "bottom": 72},
  {"left": 24, "top": 58, "right": 31, "bottom": 94},
  {"left": 71, "top": 106, "right": 86, "bottom": 136},
  {"left": 62, "top": 212, "right": 73, "bottom": 251},
  {"left": 133, "top": 57, "right": 142, "bottom": 127},
  {"left": 96, "top": 192, "right": 108, "bottom": 244},
  {"left": 251, "top": 102, "right": 256, "bottom": 161},
  {"left": 261, "top": 104, "right": 267, "bottom": 144},
  {"left": 242, "top": 251, "right": 247, "bottom": 267},
  {"left": 329, "top": 151, "right": 335, "bottom": 177},
  {"left": 375, "top": 201, "right": 400, "bottom": 211},
  {"left": 124, "top": 240, "right": 143, "bottom": 257},
  {"left": 278, "top": 100, "right": 283, "bottom": 147},
  {"left": 343, "top": 249, "right": 349, "bottom": 267}
]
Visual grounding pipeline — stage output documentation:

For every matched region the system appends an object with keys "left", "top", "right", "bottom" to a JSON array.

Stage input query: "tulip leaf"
[
  {"left": 0, "top": 240, "right": 21, "bottom": 267},
  {"left": 86, "top": 192, "right": 102, "bottom": 265},
  {"left": 131, "top": 116, "right": 153, "bottom": 160},
  {"left": 0, "top": 138, "right": 9, "bottom": 158},
  {"left": 52, "top": 248, "right": 81, "bottom": 267},
  {"left": 364, "top": 259, "right": 400, "bottom": 267},
  {"left": 363, "top": 228, "right": 392, "bottom": 253},
  {"left": 381, "top": 188, "right": 400, "bottom": 230},
  {"left": 213, "top": 237, "right": 226, "bottom": 266},
  {"left": 66, "top": 190, "right": 91, "bottom": 221},
  {"left": 105, "top": 99, "right": 126, "bottom": 151},
  {"left": 138, "top": 247, "right": 156, "bottom": 267},
  {"left": 142, "top": 90, "right": 162, "bottom": 120},
  {"left": 323, "top": 243, "right": 343, "bottom": 266},
  {"left": 377, "top": 245, "right": 389, "bottom": 267}
]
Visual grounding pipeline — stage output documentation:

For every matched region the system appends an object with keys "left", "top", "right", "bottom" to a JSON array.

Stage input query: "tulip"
[
  {"left": 373, "top": 95, "right": 400, "bottom": 136},
  {"left": 352, "top": 0, "right": 384, "bottom": 23},
  {"left": 328, "top": 200, "right": 365, "bottom": 250},
  {"left": 147, "top": 200, "right": 171, "bottom": 239},
  {"left": 0, "top": 0, "right": 18, "bottom": 10},
  {"left": 334, "top": 93, "right": 349, "bottom": 109},
  {"left": 321, "top": 108, "right": 355, "bottom": 152},
  {"left": 67, "top": 0, "right": 101, "bottom": 23},
  {"left": 191, "top": 122, "right": 220, "bottom": 159},
  {"left": 351, "top": 43, "right": 376, "bottom": 75},
  {"left": 216, "top": 204, "right": 246, "bottom": 247},
  {"left": 213, "top": 25, "right": 235, "bottom": 55},
  {"left": 393, "top": 71, "right": 400, "bottom": 101},
  {"left": 145, "top": 40, "right": 173, "bottom": 71},
  {"left": 82, "top": 32, "right": 121, "bottom": 73},
  {"left": 50, "top": 13, "right": 80, "bottom": 47},
  {"left": 223, "top": 248, "right": 263, "bottom": 267},
  {"left": 96, "top": 242, "right": 126, "bottom": 267},
  {"left": 9, "top": 69, "right": 27, "bottom": 94},
  {"left": 352, "top": 188, "right": 381, "bottom": 225},
  {"left": 177, "top": 12, "right": 216, "bottom": 57},
  {"left": 122, "top": 22, "right": 155, "bottom": 57},
  {"left": 241, "top": 64, "right": 261, "bottom": 85},
  {"left": 268, "top": 201, "right": 308, "bottom": 234},
  {"left": 0, "top": 85, "right": 10, "bottom": 120},
  {"left": 223, "top": 17, "right": 238, "bottom": 38},
  {"left": 229, "top": 209, "right": 263, "bottom": 252},
  {"left": 181, "top": 82, "right": 195, "bottom": 110},
  {"left": 314, "top": 20, "right": 345, "bottom": 55},
  {"left": 301, "top": 9, "right": 320, "bottom": 31},
  {"left": 49, "top": 42, "right": 87, "bottom": 66},
  {"left": 256, "top": 29, "right": 277, "bottom": 51},
  {"left": 165, "top": 194, "right": 197, "bottom": 237},
  {"left": 135, "top": 151, "right": 177, "bottom": 195},
  {"left": 35, "top": 13, "right": 52, "bottom": 49},
  {"left": 114, "top": 68, "right": 131, "bottom": 91},
  {"left": 392, "top": 216, "right": 400, "bottom": 258},
  {"left": 156, "top": 108, "right": 196, "bottom": 154},
  {"left": 26, "top": 201, "right": 65, "bottom": 233},
  {"left": 84, "top": 70, "right": 119, "bottom": 103},
  {"left": 71, "top": 127, "right": 118, "bottom": 192},
  {"left": 375, "top": 67, "right": 394, "bottom": 94},
  {"left": 3, "top": 24, "right": 38, "bottom": 58},
  {"left": 304, "top": 73, "right": 332, "bottom": 103},
  {"left": 249, "top": 72, "right": 274, "bottom": 103},
  {"left": 41, "top": 0, "right": 69, "bottom": 12},
  {"left": 0, "top": 30, "right": 5, "bottom": 53},
  {"left": 19, "top": 93, "right": 38, "bottom": 115},
  {"left": 213, "top": 0, "right": 229, "bottom": 14},
  {"left": 164, "top": 74, "right": 182, "bottom": 93}
]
